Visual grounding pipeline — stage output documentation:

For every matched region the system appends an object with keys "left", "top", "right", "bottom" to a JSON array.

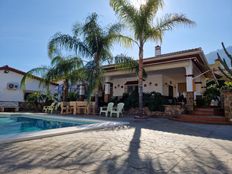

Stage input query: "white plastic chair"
[
  {"left": 43, "top": 102, "right": 56, "bottom": 113},
  {"left": 110, "top": 103, "right": 124, "bottom": 118},
  {"left": 99, "top": 102, "right": 114, "bottom": 117}
]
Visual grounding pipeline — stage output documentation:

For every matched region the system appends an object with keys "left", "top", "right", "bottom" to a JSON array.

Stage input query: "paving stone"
[{"left": 0, "top": 117, "right": 232, "bottom": 174}]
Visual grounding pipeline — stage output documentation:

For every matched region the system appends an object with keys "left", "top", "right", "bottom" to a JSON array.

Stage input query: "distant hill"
[{"left": 206, "top": 46, "right": 232, "bottom": 64}]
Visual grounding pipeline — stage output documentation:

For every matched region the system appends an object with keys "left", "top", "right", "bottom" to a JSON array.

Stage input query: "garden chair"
[
  {"left": 43, "top": 102, "right": 56, "bottom": 113},
  {"left": 110, "top": 103, "right": 124, "bottom": 118},
  {"left": 47, "top": 102, "right": 60, "bottom": 114},
  {"left": 60, "top": 102, "right": 72, "bottom": 114},
  {"left": 76, "top": 101, "right": 88, "bottom": 115},
  {"left": 99, "top": 102, "right": 114, "bottom": 117}
]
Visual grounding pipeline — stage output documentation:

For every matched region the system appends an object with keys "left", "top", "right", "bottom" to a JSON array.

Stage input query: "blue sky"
[{"left": 0, "top": 0, "right": 231, "bottom": 71}]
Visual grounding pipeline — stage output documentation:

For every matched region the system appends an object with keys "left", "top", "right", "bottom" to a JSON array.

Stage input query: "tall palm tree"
[
  {"left": 110, "top": 0, "right": 195, "bottom": 115},
  {"left": 21, "top": 56, "right": 85, "bottom": 101},
  {"left": 48, "top": 13, "right": 133, "bottom": 110}
]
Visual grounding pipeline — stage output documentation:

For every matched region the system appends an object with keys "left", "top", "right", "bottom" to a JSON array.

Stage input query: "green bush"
[
  {"left": 144, "top": 92, "right": 166, "bottom": 111},
  {"left": 116, "top": 90, "right": 167, "bottom": 111},
  {"left": 25, "top": 92, "right": 55, "bottom": 111},
  {"left": 67, "top": 92, "right": 79, "bottom": 101},
  {"left": 203, "top": 84, "right": 220, "bottom": 106}
]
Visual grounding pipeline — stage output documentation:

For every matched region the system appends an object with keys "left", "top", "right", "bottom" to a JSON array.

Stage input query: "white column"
[
  {"left": 185, "top": 61, "right": 193, "bottom": 92},
  {"left": 79, "top": 85, "right": 85, "bottom": 95},
  {"left": 104, "top": 76, "right": 110, "bottom": 83},
  {"left": 104, "top": 83, "right": 111, "bottom": 95},
  {"left": 195, "top": 80, "right": 202, "bottom": 95},
  {"left": 104, "top": 76, "right": 111, "bottom": 95},
  {"left": 176, "top": 83, "right": 179, "bottom": 97}
]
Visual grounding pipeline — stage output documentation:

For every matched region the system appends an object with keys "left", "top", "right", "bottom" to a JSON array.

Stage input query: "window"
[
  {"left": 127, "top": 85, "right": 138, "bottom": 94},
  {"left": 124, "top": 81, "right": 139, "bottom": 94}
]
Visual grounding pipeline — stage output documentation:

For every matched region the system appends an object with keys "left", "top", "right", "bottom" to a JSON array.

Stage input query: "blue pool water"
[{"left": 0, "top": 116, "right": 95, "bottom": 136}]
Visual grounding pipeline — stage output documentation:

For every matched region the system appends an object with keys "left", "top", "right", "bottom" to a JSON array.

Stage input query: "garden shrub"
[
  {"left": 203, "top": 83, "right": 220, "bottom": 106},
  {"left": 67, "top": 92, "right": 78, "bottom": 101},
  {"left": 114, "top": 90, "right": 168, "bottom": 111}
]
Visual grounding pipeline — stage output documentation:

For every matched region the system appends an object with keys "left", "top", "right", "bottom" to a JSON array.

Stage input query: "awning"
[{"left": 124, "top": 81, "right": 138, "bottom": 85}]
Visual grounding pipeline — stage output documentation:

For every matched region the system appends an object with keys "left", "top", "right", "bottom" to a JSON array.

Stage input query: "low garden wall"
[
  {"left": 163, "top": 105, "right": 185, "bottom": 116},
  {"left": 126, "top": 105, "right": 185, "bottom": 117},
  {"left": 222, "top": 90, "right": 232, "bottom": 119}
]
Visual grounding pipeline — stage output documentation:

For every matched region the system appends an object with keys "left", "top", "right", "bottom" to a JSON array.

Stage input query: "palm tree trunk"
[
  {"left": 63, "top": 79, "right": 69, "bottom": 101},
  {"left": 138, "top": 44, "right": 144, "bottom": 115},
  {"left": 94, "top": 54, "right": 100, "bottom": 113},
  {"left": 95, "top": 91, "right": 99, "bottom": 113}
]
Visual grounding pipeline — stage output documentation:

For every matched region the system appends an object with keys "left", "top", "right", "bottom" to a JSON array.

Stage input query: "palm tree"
[
  {"left": 110, "top": 0, "right": 195, "bottom": 115},
  {"left": 21, "top": 56, "right": 85, "bottom": 101},
  {"left": 48, "top": 13, "right": 133, "bottom": 111}
]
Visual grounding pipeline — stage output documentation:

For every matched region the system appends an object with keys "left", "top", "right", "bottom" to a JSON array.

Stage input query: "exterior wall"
[
  {"left": 223, "top": 90, "right": 232, "bottom": 119},
  {"left": 143, "top": 74, "right": 163, "bottom": 94},
  {"left": 0, "top": 70, "right": 57, "bottom": 102},
  {"left": 163, "top": 75, "right": 177, "bottom": 97},
  {"left": 104, "top": 58, "right": 209, "bottom": 99},
  {"left": 111, "top": 74, "right": 163, "bottom": 97},
  {"left": 109, "top": 71, "right": 207, "bottom": 98},
  {"left": 194, "top": 76, "right": 206, "bottom": 98}
]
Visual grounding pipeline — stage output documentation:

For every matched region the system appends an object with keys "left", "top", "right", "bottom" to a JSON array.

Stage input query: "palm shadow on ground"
[{"left": 0, "top": 117, "right": 232, "bottom": 173}]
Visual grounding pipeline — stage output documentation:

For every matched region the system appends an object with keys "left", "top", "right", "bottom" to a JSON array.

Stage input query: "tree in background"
[
  {"left": 21, "top": 56, "right": 85, "bottom": 101},
  {"left": 110, "top": 0, "right": 195, "bottom": 115},
  {"left": 48, "top": 13, "right": 132, "bottom": 110}
]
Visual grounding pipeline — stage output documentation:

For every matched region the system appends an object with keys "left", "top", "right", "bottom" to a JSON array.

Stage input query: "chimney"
[{"left": 155, "top": 45, "right": 161, "bottom": 56}]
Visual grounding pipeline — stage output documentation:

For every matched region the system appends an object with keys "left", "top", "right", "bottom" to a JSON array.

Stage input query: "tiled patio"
[{"left": 0, "top": 117, "right": 232, "bottom": 174}]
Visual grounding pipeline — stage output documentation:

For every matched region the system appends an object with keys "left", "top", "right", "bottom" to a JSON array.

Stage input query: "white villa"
[
  {"left": 0, "top": 46, "right": 213, "bottom": 112},
  {"left": 0, "top": 65, "right": 57, "bottom": 103},
  {"left": 102, "top": 46, "right": 212, "bottom": 111}
]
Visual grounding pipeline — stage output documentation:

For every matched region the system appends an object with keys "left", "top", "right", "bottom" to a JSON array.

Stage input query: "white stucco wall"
[
  {"left": 163, "top": 75, "right": 176, "bottom": 97},
  {"left": 143, "top": 74, "right": 163, "bottom": 94},
  {"left": 0, "top": 70, "right": 57, "bottom": 102},
  {"left": 111, "top": 74, "right": 163, "bottom": 97}
]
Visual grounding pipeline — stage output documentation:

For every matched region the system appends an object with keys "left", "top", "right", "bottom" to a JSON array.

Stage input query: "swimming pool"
[
  {"left": 0, "top": 115, "right": 95, "bottom": 136},
  {"left": 0, "top": 113, "right": 128, "bottom": 144}
]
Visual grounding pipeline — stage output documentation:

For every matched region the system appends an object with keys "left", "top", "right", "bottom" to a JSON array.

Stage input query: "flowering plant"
[{"left": 222, "top": 81, "right": 232, "bottom": 91}]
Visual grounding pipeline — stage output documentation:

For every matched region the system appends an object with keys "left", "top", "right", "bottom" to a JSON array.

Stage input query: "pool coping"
[{"left": 0, "top": 113, "right": 129, "bottom": 145}]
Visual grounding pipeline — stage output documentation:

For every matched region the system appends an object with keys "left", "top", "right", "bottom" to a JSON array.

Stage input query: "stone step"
[
  {"left": 193, "top": 108, "right": 224, "bottom": 116},
  {"left": 194, "top": 108, "right": 215, "bottom": 112},
  {"left": 192, "top": 112, "right": 215, "bottom": 116},
  {"left": 171, "top": 115, "right": 231, "bottom": 125}
]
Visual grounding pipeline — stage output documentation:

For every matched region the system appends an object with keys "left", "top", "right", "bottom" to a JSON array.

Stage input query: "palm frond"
[
  {"left": 107, "top": 23, "right": 124, "bottom": 34},
  {"left": 20, "top": 66, "right": 50, "bottom": 90},
  {"left": 85, "top": 67, "right": 103, "bottom": 101},
  {"left": 144, "top": 26, "right": 162, "bottom": 43},
  {"left": 141, "top": 0, "right": 163, "bottom": 22},
  {"left": 51, "top": 56, "right": 63, "bottom": 66},
  {"left": 69, "top": 68, "right": 87, "bottom": 84},
  {"left": 115, "top": 54, "right": 147, "bottom": 78},
  {"left": 155, "top": 13, "right": 195, "bottom": 32},
  {"left": 48, "top": 33, "right": 91, "bottom": 58},
  {"left": 110, "top": 0, "right": 138, "bottom": 26},
  {"left": 72, "top": 23, "right": 82, "bottom": 37}
]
